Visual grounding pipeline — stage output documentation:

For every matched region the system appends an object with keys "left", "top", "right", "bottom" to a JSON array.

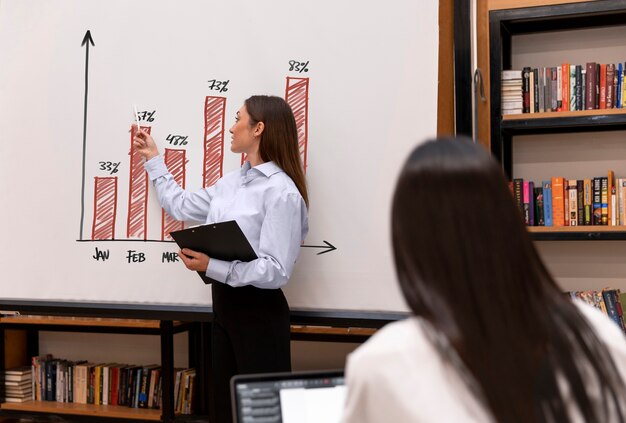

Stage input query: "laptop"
[{"left": 231, "top": 370, "right": 346, "bottom": 423}]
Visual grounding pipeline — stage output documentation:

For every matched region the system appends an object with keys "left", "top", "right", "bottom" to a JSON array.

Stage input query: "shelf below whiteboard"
[
  {"left": 0, "top": 400, "right": 161, "bottom": 420},
  {"left": 528, "top": 226, "right": 626, "bottom": 240}
]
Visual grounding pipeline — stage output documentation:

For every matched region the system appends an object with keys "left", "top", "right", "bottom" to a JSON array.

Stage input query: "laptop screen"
[{"left": 231, "top": 370, "right": 346, "bottom": 423}]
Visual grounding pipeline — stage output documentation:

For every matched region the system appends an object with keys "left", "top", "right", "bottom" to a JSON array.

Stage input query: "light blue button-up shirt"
[{"left": 145, "top": 156, "right": 308, "bottom": 289}]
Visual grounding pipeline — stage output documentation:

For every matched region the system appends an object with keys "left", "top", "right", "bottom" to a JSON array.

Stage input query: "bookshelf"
[
  {"left": 0, "top": 301, "right": 403, "bottom": 422},
  {"left": 0, "top": 306, "right": 211, "bottom": 423},
  {"left": 489, "top": 0, "right": 626, "bottom": 241}
]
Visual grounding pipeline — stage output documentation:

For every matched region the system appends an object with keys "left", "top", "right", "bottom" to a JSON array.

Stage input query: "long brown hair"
[
  {"left": 245, "top": 95, "right": 308, "bottom": 207},
  {"left": 392, "top": 137, "right": 626, "bottom": 422}
]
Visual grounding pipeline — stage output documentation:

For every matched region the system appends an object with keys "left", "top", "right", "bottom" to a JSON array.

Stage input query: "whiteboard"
[{"left": 0, "top": 0, "right": 438, "bottom": 312}]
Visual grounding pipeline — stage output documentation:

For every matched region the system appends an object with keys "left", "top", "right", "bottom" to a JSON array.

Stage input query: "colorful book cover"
[
  {"left": 608, "top": 170, "right": 615, "bottom": 225},
  {"left": 523, "top": 181, "right": 530, "bottom": 225},
  {"left": 534, "top": 186, "right": 544, "bottom": 226},
  {"left": 601, "top": 176, "right": 609, "bottom": 225},
  {"left": 593, "top": 177, "right": 602, "bottom": 225},
  {"left": 543, "top": 181, "right": 553, "bottom": 226},
  {"left": 561, "top": 63, "right": 569, "bottom": 111},
  {"left": 584, "top": 178, "right": 592, "bottom": 225},
  {"left": 551, "top": 177, "right": 565, "bottom": 227},
  {"left": 568, "top": 179, "right": 577, "bottom": 226}
]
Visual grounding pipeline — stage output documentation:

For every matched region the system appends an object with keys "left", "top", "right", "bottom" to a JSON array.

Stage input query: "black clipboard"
[{"left": 169, "top": 220, "right": 257, "bottom": 284}]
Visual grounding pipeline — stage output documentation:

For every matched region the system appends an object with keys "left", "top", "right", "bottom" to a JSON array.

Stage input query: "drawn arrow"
[
  {"left": 79, "top": 30, "right": 95, "bottom": 241},
  {"left": 301, "top": 240, "right": 337, "bottom": 255}
]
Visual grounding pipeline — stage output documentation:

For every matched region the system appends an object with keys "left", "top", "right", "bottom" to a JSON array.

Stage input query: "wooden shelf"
[
  {"left": 0, "top": 400, "right": 161, "bottom": 420},
  {"left": 0, "top": 316, "right": 170, "bottom": 328},
  {"left": 503, "top": 109, "right": 626, "bottom": 120},
  {"left": 528, "top": 226, "right": 626, "bottom": 240}
]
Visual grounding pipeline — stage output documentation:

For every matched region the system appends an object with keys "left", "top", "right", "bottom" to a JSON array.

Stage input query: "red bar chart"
[
  {"left": 127, "top": 125, "right": 152, "bottom": 239},
  {"left": 203, "top": 96, "right": 226, "bottom": 188},
  {"left": 285, "top": 77, "right": 310, "bottom": 172},
  {"left": 162, "top": 148, "right": 187, "bottom": 240},
  {"left": 84, "top": 76, "right": 309, "bottom": 243},
  {"left": 91, "top": 177, "right": 118, "bottom": 240}
]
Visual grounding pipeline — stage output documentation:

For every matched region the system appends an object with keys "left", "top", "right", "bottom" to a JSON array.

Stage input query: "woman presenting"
[{"left": 133, "top": 95, "right": 309, "bottom": 423}]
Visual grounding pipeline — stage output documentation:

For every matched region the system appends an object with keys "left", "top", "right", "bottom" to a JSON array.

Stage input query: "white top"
[
  {"left": 342, "top": 301, "right": 626, "bottom": 423},
  {"left": 145, "top": 156, "right": 308, "bottom": 289}
]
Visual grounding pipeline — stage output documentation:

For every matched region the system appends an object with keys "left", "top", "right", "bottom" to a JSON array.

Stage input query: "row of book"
[
  {"left": 31, "top": 356, "right": 167, "bottom": 410},
  {"left": 569, "top": 289, "right": 626, "bottom": 334},
  {"left": 501, "top": 62, "right": 626, "bottom": 115},
  {"left": 510, "top": 172, "right": 626, "bottom": 227},
  {"left": 1, "top": 366, "right": 32, "bottom": 403}
]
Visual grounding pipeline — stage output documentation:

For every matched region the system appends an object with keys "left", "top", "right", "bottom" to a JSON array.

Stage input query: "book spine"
[
  {"left": 608, "top": 170, "right": 615, "bottom": 226},
  {"left": 533, "top": 68, "right": 539, "bottom": 112},
  {"left": 569, "top": 65, "right": 577, "bottom": 111},
  {"left": 593, "top": 177, "right": 602, "bottom": 225},
  {"left": 529, "top": 181, "right": 535, "bottom": 225},
  {"left": 602, "top": 176, "right": 609, "bottom": 225},
  {"left": 543, "top": 181, "right": 553, "bottom": 226},
  {"left": 561, "top": 63, "right": 569, "bottom": 111},
  {"left": 551, "top": 67, "right": 558, "bottom": 111},
  {"left": 586, "top": 62, "right": 596, "bottom": 110},
  {"left": 584, "top": 178, "right": 592, "bottom": 225},
  {"left": 607, "top": 63, "right": 615, "bottom": 109},
  {"left": 600, "top": 63, "right": 607, "bottom": 109},
  {"left": 618, "top": 63, "right": 623, "bottom": 108},
  {"left": 568, "top": 179, "right": 577, "bottom": 226},
  {"left": 551, "top": 177, "right": 565, "bottom": 227},
  {"left": 534, "top": 187, "right": 544, "bottom": 226},
  {"left": 602, "top": 289, "right": 623, "bottom": 330},
  {"left": 575, "top": 65, "right": 583, "bottom": 111},
  {"left": 513, "top": 178, "right": 524, "bottom": 218},
  {"left": 576, "top": 180, "right": 584, "bottom": 226},
  {"left": 522, "top": 67, "right": 531, "bottom": 113}
]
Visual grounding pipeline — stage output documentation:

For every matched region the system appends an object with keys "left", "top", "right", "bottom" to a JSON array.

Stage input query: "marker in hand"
[{"left": 133, "top": 104, "right": 141, "bottom": 131}]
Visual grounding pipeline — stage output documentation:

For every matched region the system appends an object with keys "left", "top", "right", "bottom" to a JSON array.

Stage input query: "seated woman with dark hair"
[{"left": 342, "top": 137, "right": 626, "bottom": 423}]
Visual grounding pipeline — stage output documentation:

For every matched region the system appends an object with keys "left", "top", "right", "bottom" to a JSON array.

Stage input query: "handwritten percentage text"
[
  {"left": 208, "top": 79, "right": 229, "bottom": 92},
  {"left": 138, "top": 110, "right": 156, "bottom": 122},
  {"left": 166, "top": 134, "right": 189, "bottom": 146},
  {"left": 288, "top": 60, "right": 309, "bottom": 73},
  {"left": 99, "top": 161, "right": 120, "bottom": 174}
]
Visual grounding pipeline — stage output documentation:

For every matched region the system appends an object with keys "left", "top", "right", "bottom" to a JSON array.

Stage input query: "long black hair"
[{"left": 391, "top": 136, "right": 626, "bottom": 422}]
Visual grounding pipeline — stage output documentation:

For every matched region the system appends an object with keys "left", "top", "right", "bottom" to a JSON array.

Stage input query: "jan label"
[{"left": 92, "top": 247, "right": 110, "bottom": 261}]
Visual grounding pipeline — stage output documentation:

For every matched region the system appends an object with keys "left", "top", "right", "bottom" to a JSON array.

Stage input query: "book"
[
  {"left": 568, "top": 179, "right": 577, "bottom": 226},
  {"left": 575, "top": 65, "right": 583, "bottom": 111},
  {"left": 534, "top": 187, "right": 544, "bottom": 226},
  {"left": 606, "top": 63, "right": 615, "bottom": 109},
  {"left": 601, "top": 176, "right": 609, "bottom": 225},
  {"left": 599, "top": 63, "right": 607, "bottom": 109},
  {"left": 608, "top": 170, "right": 615, "bottom": 225},
  {"left": 522, "top": 67, "right": 531, "bottom": 113},
  {"left": 576, "top": 180, "right": 584, "bottom": 226},
  {"left": 583, "top": 179, "right": 592, "bottom": 225},
  {"left": 561, "top": 63, "right": 569, "bottom": 111},
  {"left": 1, "top": 366, "right": 31, "bottom": 383},
  {"left": 586, "top": 62, "right": 596, "bottom": 110},
  {"left": 543, "top": 181, "right": 553, "bottom": 226},
  {"left": 593, "top": 177, "right": 602, "bottom": 225},
  {"left": 552, "top": 177, "right": 565, "bottom": 227},
  {"left": 523, "top": 181, "right": 530, "bottom": 225}
]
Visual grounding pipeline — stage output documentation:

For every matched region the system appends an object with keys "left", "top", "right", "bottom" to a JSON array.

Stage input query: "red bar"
[
  {"left": 92, "top": 176, "right": 118, "bottom": 240},
  {"left": 162, "top": 148, "right": 186, "bottom": 241},
  {"left": 127, "top": 125, "right": 152, "bottom": 239},
  {"left": 204, "top": 96, "right": 226, "bottom": 188},
  {"left": 285, "top": 77, "right": 309, "bottom": 172}
]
